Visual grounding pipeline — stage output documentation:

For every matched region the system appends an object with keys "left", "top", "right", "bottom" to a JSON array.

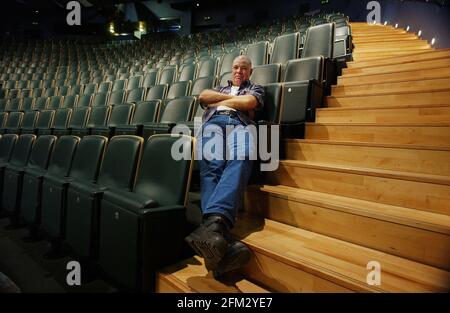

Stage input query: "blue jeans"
[{"left": 198, "top": 114, "right": 255, "bottom": 227}]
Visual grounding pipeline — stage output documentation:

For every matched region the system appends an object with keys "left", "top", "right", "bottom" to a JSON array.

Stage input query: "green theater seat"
[{"left": 98, "top": 134, "right": 194, "bottom": 291}]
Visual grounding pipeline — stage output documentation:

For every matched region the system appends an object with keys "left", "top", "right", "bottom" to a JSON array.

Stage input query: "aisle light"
[
  {"left": 395, "top": 23, "right": 398, "bottom": 28},
  {"left": 384, "top": 21, "right": 388, "bottom": 25},
  {"left": 418, "top": 30, "right": 422, "bottom": 37},
  {"left": 406, "top": 25, "right": 410, "bottom": 31},
  {"left": 431, "top": 38, "right": 436, "bottom": 45}
]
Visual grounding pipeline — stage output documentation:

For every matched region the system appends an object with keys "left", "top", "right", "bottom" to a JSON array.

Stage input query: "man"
[{"left": 186, "top": 55, "right": 264, "bottom": 278}]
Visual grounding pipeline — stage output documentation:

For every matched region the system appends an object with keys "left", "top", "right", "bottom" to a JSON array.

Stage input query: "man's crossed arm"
[{"left": 198, "top": 89, "right": 258, "bottom": 112}]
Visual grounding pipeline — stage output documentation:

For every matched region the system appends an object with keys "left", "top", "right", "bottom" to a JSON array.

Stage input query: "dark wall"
[{"left": 192, "top": 0, "right": 450, "bottom": 48}]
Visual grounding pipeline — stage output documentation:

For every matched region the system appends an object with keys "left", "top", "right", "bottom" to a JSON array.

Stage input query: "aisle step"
[
  {"left": 245, "top": 185, "right": 450, "bottom": 270},
  {"left": 267, "top": 160, "right": 450, "bottom": 215}
]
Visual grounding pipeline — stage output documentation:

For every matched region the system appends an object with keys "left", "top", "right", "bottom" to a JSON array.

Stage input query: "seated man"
[{"left": 185, "top": 55, "right": 264, "bottom": 277}]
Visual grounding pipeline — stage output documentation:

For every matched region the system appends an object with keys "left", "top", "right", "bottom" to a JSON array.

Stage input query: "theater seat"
[
  {"left": 40, "top": 136, "right": 104, "bottom": 248},
  {"left": 0, "top": 134, "right": 18, "bottom": 212},
  {"left": 280, "top": 57, "right": 324, "bottom": 138},
  {"left": 98, "top": 134, "right": 194, "bottom": 290},
  {"left": 55, "top": 107, "right": 90, "bottom": 137},
  {"left": 115, "top": 100, "right": 160, "bottom": 136},
  {"left": 40, "top": 108, "right": 72, "bottom": 136},
  {"left": 65, "top": 135, "right": 143, "bottom": 260},
  {"left": 71, "top": 106, "right": 110, "bottom": 138},
  {"left": 91, "top": 104, "right": 134, "bottom": 138},
  {"left": 250, "top": 63, "right": 281, "bottom": 85},
  {"left": 142, "top": 96, "right": 195, "bottom": 139},
  {"left": 15, "top": 135, "right": 57, "bottom": 231},
  {"left": 1, "top": 134, "right": 36, "bottom": 219}
]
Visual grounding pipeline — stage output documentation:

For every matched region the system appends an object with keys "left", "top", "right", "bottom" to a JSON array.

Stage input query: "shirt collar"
[{"left": 227, "top": 80, "right": 251, "bottom": 88}]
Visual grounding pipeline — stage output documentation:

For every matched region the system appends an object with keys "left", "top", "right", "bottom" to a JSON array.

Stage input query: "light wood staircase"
[{"left": 156, "top": 22, "right": 450, "bottom": 293}]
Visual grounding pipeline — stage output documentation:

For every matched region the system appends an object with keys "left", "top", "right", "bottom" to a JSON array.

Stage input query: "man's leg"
[{"left": 186, "top": 118, "right": 230, "bottom": 269}]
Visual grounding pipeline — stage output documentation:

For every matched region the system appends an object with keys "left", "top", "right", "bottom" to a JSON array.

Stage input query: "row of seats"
[
  {"left": 1, "top": 56, "right": 325, "bottom": 139},
  {"left": 0, "top": 133, "right": 194, "bottom": 290}
]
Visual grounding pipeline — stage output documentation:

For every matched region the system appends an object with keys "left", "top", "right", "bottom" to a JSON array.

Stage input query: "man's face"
[{"left": 232, "top": 57, "right": 252, "bottom": 86}]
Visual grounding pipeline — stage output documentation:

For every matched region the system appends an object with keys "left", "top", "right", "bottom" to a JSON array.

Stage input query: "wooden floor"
[{"left": 156, "top": 22, "right": 450, "bottom": 293}]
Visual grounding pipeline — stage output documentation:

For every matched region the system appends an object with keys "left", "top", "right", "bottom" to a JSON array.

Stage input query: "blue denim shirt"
[{"left": 201, "top": 80, "right": 265, "bottom": 126}]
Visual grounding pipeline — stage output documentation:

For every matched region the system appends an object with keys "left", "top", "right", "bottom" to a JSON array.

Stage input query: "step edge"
[{"left": 248, "top": 185, "right": 450, "bottom": 234}]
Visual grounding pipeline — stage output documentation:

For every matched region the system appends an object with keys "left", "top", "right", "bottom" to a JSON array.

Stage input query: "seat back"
[
  {"left": 87, "top": 106, "right": 111, "bottom": 128},
  {"left": 135, "top": 134, "right": 193, "bottom": 206},
  {"left": 159, "top": 96, "right": 195, "bottom": 123},
  {"left": 9, "top": 134, "right": 36, "bottom": 167},
  {"left": 177, "top": 63, "right": 196, "bottom": 82},
  {"left": 255, "top": 83, "right": 282, "bottom": 123},
  {"left": 77, "top": 94, "right": 93, "bottom": 107},
  {"left": 21, "top": 98, "right": 34, "bottom": 111},
  {"left": 190, "top": 77, "right": 215, "bottom": 97},
  {"left": 108, "top": 104, "right": 134, "bottom": 127},
  {"left": 126, "top": 88, "right": 145, "bottom": 103},
  {"left": 69, "top": 107, "right": 91, "bottom": 128},
  {"left": 270, "top": 32, "right": 299, "bottom": 65},
  {"left": 26, "top": 135, "right": 56, "bottom": 171},
  {"left": 97, "top": 135, "right": 143, "bottom": 190},
  {"left": 46, "top": 135, "right": 79, "bottom": 176},
  {"left": 61, "top": 95, "right": 78, "bottom": 108},
  {"left": 112, "top": 79, "right": 127, "bottom": 92},
  {"left": 7, "top": 98, "right": 21, "bottom": 111},
  {"left": 83, "top": 83, "right": 98, "bottom": 95},
  {"left": 34, "top": 97, "right": 48, "bottom": 110},
  {"left": 53, "top": 108, "right": 72, "bottom": 128},
  {"left": 245, "top": 41, "right": 269, "bottom": 66},
  {"left": 92, "top": 92, "right": 109, "bottom": 107},
  {"left": 5, "top": 111, "right": 24, "bottom": 129},
  {"left": 251, "top": 64, "right": 281, "bottom": 85},
  {"left": 131, "top": 100, "right": 160, "bottom": 124},
  {"left": 146, "top": 84, "right": 168, "bottom": 101},
  {"left": 0, "top": 112, "right": 7, "bottom": 128},
  {"left": 283, "top": 56, "right": 324, "bottom": 82},
  {"left": 142, "top": 70, "right": 159, "bottom": 88},
  {"left": 20, "top": 111, "right": 39, "bottom": 130},
  {"left": 47, "top": 96, "right": 62, "bottom": 110},
  {"left": 36, "top": 110, "right": 55, "bottom": 129},
  {"left": 98, "top": 82, "right": 112, "bottom": 93},
  {"left": 166, "top": 81, "right": 191, "bottom": 100},
  {"left": 126, "top": 76, "right": 143, "bottom": 91},
  {"left": 108, "top": 90, "right": 126, "bottom": 105},
  {"left": 158, "top": 66, "right": 177, "bottom": 85},
  {"left": 302, "top": 23, "right": 335, "bottom": 59},
  {"left": 197, "top": 58, "right": 218, "bottom": 78},
  {"left": 69, "top": 135, "right": 107, "bottom": 181},
  {"left": 0, "top": 134, "right": 18, "bottom": 163}
]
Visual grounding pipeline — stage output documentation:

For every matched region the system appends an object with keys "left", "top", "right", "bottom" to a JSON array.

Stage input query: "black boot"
[
  {"left": 213, "top": 240, "right": 251, "bottom": 279},
  {"left": 185, "top": 214, "right": 230, "bottom": 271}
]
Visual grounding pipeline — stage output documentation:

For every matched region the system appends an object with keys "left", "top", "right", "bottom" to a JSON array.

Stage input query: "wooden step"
[
  {"left": 352, "top": 29, "right": 407, "bottom": 35},
  {"left": 341, "top": 58, "right": 450, "bottom": 78},
  {"left": 232, "top": 213, "right": 450, "bottom": 292},
  {"left": 346, "top": 49, "right": 450, "bottom": 69},
  {"left": 156, "top": 255, "right": 270, "bottom": 293},
  {"left": 352, "top": 35, "right": 419, "bottom": 44},
  {"left": 353, "top": 45, "right": 431, "bottom": 54},
  {"left": 267, "top": 160, "right": 450, "bottom": 215},
  {"left": 245, "top": 185, "right": 450, "bottom": 270},
  {"left": 338, "top": 67, "right": 450, "bottom": 86},
  {"left": 315, "top": 105, "right": 450, "bottom": 124},
  {"left": 331, "top": 78, "right": 450, "bottom": 97},
  {"left": 354, "top": 40, "right": 430, "bottom": 50},
  {"left": 353, "top": 49, "right": 435, "bottom": 61},
  {"left": 284, "top": 139, "right": 450, "bottom": 176},
  {"left": 305, "top": 122, "right": 450, "bottom": 148},
  {"left": 326, "top": 91, "right": 450, "bottom": 108}
]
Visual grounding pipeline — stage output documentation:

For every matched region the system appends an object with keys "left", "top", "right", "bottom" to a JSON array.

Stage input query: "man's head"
[{"left": 231, "top": 55, "right": 252, "bottom": 86}]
